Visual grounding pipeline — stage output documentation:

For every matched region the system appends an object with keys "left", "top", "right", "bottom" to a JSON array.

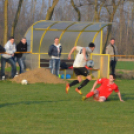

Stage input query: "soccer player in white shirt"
[{"left": 66, "top": 42, "right": 95, "bottom": 95}]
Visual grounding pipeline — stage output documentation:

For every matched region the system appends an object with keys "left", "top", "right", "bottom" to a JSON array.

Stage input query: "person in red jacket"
[{"left": 82, "top": 74, "right": 124, "bottom": 102}]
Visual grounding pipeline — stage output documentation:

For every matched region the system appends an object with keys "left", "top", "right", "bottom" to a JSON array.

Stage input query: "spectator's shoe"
[
  {"left": 66, "top": 83, "right": 70, "bottom": 94},
  {"left": 82, "top": 96, "right": 87, "bottom": 101},
  {"left": 75, "top": 88, "right": 82, "bottom": 95},
  {"left": 2, "top": 76, "right": 5, "bottom": 80}
]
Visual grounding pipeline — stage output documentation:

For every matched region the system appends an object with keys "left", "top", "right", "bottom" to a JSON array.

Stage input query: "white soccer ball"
[
  {"left": 86, "top": 60, "right": 94, "bottom": 68},
  {"left": 21, "top": 79, "right": 28, "bottom": 85}
]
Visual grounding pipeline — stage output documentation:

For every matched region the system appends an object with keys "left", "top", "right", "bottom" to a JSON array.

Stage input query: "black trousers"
[{"left": 110, "top": 60, "right": 117, "bottom": 75}]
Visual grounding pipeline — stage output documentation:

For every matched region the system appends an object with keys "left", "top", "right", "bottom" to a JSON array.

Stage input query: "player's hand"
[
  {"left": 68, "top": 55, "right": 71, "bottom": 60},
  {"left": 84, "top": 57, "right": 88, "bottom": 61}
]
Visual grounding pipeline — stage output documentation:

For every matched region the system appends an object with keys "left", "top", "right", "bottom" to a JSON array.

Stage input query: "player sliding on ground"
[
  {"left": 82, "top": 74, "right": 124, "bottom": 102},
  {"left": 66, "top": 42, "right": 95, "bottom": 95}
]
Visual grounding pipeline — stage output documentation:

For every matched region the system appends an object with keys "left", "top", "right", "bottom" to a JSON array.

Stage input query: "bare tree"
[
  {"left": 3, "top": 0, "right": 8, "bottom": 45},
  {"left": 71, "top": 0, "right": 81, "bottom": 21},
  {"left": 45, "top": 0, "right": 59, "bottom": 20},
  {"left": 11, "top": 0, "right": 24, "bottom": 36},
  {"left": 102, "top": 0, "right": 122, "bottom": 53}
]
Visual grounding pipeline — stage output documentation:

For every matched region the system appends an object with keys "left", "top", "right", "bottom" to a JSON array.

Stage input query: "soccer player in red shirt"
[{"left": 82, "top": 74, "right": 124, "bottom": 102}]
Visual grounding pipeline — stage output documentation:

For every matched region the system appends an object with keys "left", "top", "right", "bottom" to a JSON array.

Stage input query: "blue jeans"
[
  {"left": 50, "top": 59, "right": 60, "bottom": 76},
  {"left": 14, "top": 57, "right": 25, "bottom": 74},
  {"left": 1, "top": 57, "right": 16, "bottom": 78}
]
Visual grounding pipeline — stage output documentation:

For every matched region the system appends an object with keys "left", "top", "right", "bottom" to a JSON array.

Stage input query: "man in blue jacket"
[{"left": 48, "top": 37, "right": 62, "bottom": 76}]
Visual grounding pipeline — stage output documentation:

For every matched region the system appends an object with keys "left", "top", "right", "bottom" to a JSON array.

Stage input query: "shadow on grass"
[
  {"left": 0, "top": 100, "right": 69, "bottom": 108},
  {"left": 108, "top": 93, "right": 134, "bottom": 101}
]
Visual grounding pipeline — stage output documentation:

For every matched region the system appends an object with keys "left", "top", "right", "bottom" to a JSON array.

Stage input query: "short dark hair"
[
  {"left": 21, "top": 37, "right": 26, "bottom": 40},
  {"left": 54, "top": 37, "right": 59, "bottom": 40},
  {"left": 110, "top": 38, "right": 115, "bottom": 41},
  {"left": 110, "top": 73, "right": 116, "bottom": 79},
  {"left": 9, "top": 36, "right": 14, "bottom": 40},
  {"left": 88, "top": 42, "right": 95, "bottom": 48}
]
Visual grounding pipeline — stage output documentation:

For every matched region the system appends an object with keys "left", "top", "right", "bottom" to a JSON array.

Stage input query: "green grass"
[
  {"left": 116, "top": 61, "right": 134, "bottom": 70},
  {"left": 0, "top": 80, "right": 134, "bottom": 134},
  {"left": 0, "top": 67, "right": 20, "bottom": 72}
]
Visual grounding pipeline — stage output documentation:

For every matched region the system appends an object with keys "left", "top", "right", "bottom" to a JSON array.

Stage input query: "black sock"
[
  {"left": 69, "top": 80, "right": 79, "bottom": 87},
  {"left": 78, "top": 79, "right": 90, "bottom": 90}
]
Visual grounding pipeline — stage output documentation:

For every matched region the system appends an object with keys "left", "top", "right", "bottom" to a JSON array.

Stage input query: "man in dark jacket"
[
  {"left": 14, "top": 37, "right": 27, "bottom": 74},
  {"left": 48, "top": 37, "right": 62, "bottom": 76}
]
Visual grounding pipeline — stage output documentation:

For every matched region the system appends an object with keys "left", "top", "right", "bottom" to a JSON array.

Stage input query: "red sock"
[{"left": 86, "top": 91, "right": 94, "bottom": 98}]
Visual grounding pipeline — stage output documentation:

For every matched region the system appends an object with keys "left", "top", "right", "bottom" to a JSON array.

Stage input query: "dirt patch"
[{"left": 11, "top": 68, "right": 67, "bottom": 84}]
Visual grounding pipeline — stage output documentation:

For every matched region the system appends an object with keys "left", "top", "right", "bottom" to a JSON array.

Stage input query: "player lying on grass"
[
  {"left": 82, "top": 74, "right": 124, "bottom": 102},
  {"left": 66, "top": 42, "right": 95, "bottom": 95}
]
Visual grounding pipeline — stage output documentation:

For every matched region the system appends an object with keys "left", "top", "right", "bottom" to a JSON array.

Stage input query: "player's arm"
[
  {"left": 82, "top": 48, "right": 87, "bottom": 61},
  {"left": 68, "top": 46, "right": 76, "bottom": 60},
  {"left": 117, "top": 91, "right": 124, "bottom": 102},
  {"left": 91, "top": 78, "right": 103, "bottom": 92},
  {"left": 91, "top": 81, "right": 98, "bottom": 92}
]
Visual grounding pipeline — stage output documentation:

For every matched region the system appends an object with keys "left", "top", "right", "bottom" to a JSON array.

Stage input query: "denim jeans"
[
  {"left": 50, "top": 59, "right": 60, "bottom": 76},
  {"left": 1, "top": 56, "right": 16, "bottom": 78},
  {"left": 14, "top": 57, "right": 25, "bottom": 74}
]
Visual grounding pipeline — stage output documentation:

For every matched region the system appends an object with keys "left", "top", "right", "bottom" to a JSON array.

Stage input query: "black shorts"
[{"left": 73, "top": 67, "right": 89, "bottom": 76}]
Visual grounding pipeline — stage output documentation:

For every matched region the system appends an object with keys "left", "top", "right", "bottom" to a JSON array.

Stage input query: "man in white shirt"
[
  {"left": 1, "top": 37, "right": 16, "bottom": 80},
  {"left": 66, "top": 42, "right": 95, "bottom": 95}
]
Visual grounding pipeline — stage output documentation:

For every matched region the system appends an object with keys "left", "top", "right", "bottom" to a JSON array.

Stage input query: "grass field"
[
  {"left": 0, "top": 80, "right": 134, "bottom": 134},
  {"left": 116, "top": 61, "right": 134, "bottom": 70}
]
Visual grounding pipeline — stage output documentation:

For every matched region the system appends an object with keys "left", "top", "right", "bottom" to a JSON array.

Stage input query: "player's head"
[
  {"left": 109, "top": 74, "right": 116, "bottom": 82},
  {"left": 88, "top": 42, "right": 95, "bottom": 51},
  {"left": 110, "top": 38, "right": 115, "bottom": 45}
]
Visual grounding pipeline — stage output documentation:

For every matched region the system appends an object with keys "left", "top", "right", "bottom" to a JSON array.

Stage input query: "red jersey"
[{"left": 96, "top": 78, "right": 119, "bottom": 99}]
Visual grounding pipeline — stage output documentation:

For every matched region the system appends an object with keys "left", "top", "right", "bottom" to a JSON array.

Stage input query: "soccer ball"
[
  {"left": 86, "top": 60, "right": 94, "bottom": 68},
  {"left": 21, "top": 79, "right": 28, "bottom": 85}
]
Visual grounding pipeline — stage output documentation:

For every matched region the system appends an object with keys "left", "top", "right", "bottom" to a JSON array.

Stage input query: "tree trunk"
[
  {"left": 103, "top": 24, "right": 112, "bottom": 53},
  {"left": 32, "top": 0, "right": 37, "bottom": 22},
  {"left": 11, "top": 0, "right": 24, "bottom": 37},
  {"left": 93, "top": 0, "right": 99, "bottom": 22},
  {"left": 3, "top": 0, "right": 8, "bottom": 45},
  {"left": 45, "top": 0, "right": 59, "bottom": 20},
  {"left": 102, "top": 0, "right": 121, "bottom": 53},
  {"left": 71, "top": 0, "right": 81, "bottom": 21},
  {"left": 39, "top": 0, "right": 45, "bottom": 19}
]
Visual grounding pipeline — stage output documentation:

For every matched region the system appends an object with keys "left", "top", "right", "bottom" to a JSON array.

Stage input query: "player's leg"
[
  {"left": 97, "top": 96, "right": 106, "bottom": 102},
  {"left": 66, "top": 68, "right": 82, "bottom": 94},
  {"left": 76, "top": 68, "right": 91, "bottom": 94},
  {"left": 82, "top": 90, "right": 98, "bottom": 101}
]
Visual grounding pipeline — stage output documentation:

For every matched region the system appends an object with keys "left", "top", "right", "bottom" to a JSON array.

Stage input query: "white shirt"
[
  {"left": 73, "top": 46, "right": 92, "bottom": 67},
  {"left": 2, "top": 41, "right": 16, "bottom": 59},
  {"left": 51, "top": 43, "right": 61, "bottom": 59}
]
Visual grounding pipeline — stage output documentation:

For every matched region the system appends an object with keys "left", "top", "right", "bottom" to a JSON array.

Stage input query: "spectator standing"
[
  {"left": 48, "top": 37, "right": 62, "bottom": 76},
  {"left": 1, "top": 37, "right": 16, "bottom": 80},
  {"left": 14, "top": 37, "right": 27, "bottom": 74},
  {"left": 106, "top": 38, "right": 118, "bottom": 75}
]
